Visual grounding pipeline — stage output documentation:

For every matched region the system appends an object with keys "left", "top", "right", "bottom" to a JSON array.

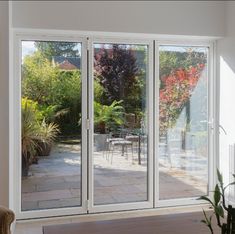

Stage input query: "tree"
[
  {"left": 94, "top": 44, "right": 139, "bottom": 106},
  {"left": 159, "top": 49, "right": 207, "bottom": 80},
  {"left": 35, "top": 41, "right": 79, "bottom": 60},
  {"left": 22, "top": 51, "right": 82, "bottom": 136},
  {"left": 159, "top": 64, "right": 205, "bottom": 136},
  {"left": 22, "top": 51, "right": 59, "bottom": 105}
]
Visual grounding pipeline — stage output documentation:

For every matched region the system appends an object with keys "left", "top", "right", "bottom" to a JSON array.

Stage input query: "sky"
[
  {"left": 22, "top": 41, "right": 36, "bottom": 58},
  {"left": 22, "top": 41, "right": 82, "bottom": 59}
]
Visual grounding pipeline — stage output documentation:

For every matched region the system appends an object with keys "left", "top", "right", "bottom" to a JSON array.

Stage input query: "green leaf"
[
  {"left": 217, "top": 169, "right": 223, "bottom": 185},
  {"left": 214, "top": 184, "right": 221, "bottom": 205},
  {"left": 198, "top": 195, "right": 214, "bottom": 207},
  {"left": 215, "top": 205, "right": 224, "bottom": 218}
]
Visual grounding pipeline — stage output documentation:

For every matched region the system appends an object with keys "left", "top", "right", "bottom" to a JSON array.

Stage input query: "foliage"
[
  {"left": 94, "top": 79, "right": 105, "bottom": 103},
  {"left": 38, "top": 104, "right": 69, "bottom": 123},
  {"left": 94, "top": 44, "right": 139, "bottom": 106},
  {"left": 35, "top": 41, "right": 79, "bottom": 60},
  {"left": 22, "top": 51, "right": 59, "bottom": 105},
  {"left": 40, "top": 119, "right": 60, "bottom": 144},
  {"left": 159, "top": 49, "right": 207, "bottom": 79},
  {"left": 22, "top": 43, "right": 208, "bottom": 139},
  {"left": 159, "top": 64, "right": 205, "bottom": 136},
  {"left": 21, "top": 98, "right": 60, "bottom": 172},
  {"left": 94, "top": 100, "right": 124, "bottom": 134},
  {"left": 22, "top": 52, "right": 82, "bottom": 135},
  {"left": 21, "top": 98, "right": 42, "bottom": 160},
  {"left": 199, "top": 169, "right": 235, "bottom": 234}
]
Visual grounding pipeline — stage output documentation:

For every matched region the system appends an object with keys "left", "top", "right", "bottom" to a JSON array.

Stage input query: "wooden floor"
[{"left": 43, "top": 211, "right": 219, "bottom": 234}]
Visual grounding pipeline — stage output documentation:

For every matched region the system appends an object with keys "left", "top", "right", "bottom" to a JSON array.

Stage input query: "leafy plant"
[
  {"left": 199, "top": 169, "right": 235, "bottom": 234},
  {"left": 38, "top": 104, "right": 69, "bottom": 123},
  {"left": 22, "top": 98, "right": 60, "bottom": 172},
  {"left": 21, "top": 98, "right": 42, "bottom": 155},
  {"left": 39, "top": 119, "right": 60, "bottom": 145},
  {"left": 21, "top": 98, "right": 42, "bottom": 175},
  {"left": 94, "top": 100, "right": 124, "bottom": 134}
]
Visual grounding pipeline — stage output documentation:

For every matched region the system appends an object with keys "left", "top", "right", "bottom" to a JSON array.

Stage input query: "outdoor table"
[
  {"left": 125, "top": 135, "right": 141, "bottom": 164},
  {"left": 110, "top": 140, "right": 132, "bottom": 157},
  {"left": 106, "top": 138, "right": 124, "bottom": 143}
]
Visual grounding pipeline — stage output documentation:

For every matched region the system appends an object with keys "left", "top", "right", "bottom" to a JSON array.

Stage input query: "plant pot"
[
  {"left": 22, "top": 154, "right": 29, "bottom": 177},
  {"left": 94, "top": 133, "right": 109, "bottom": 151},
  {"left": 37, "top": 141, "right": 52, "bottom": 156}
]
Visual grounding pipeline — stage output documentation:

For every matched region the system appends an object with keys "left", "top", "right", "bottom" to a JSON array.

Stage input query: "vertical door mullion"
[
  {"left": 147, "top": 41, "right": 154, "bottom": 207},
  {"left": 88, "top": 37, "right": 94, "bottom": 212},
  {"left": 154, "top": 41, "right": 160, "bottom": 207},
  {"left": 81, "top": 38, "right": 89, "bottom": 213},
  {"left": 208, "top": 42, "right": 216, "bottom": 200}
]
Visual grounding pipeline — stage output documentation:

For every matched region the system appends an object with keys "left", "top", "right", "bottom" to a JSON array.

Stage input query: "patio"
[{"left": 22, "top": 140, "right": 207, "bottom": 211}]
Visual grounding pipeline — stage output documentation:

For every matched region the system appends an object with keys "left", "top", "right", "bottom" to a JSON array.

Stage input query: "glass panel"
[
  {"left": 93, "top": 43, "right": 149, "bottom": 205},
  {"left": 21, "top": 41, "right": 82, "bottom": 210},
  {"left": 158, "top": 45, "right": 209, "bottom": 200}
]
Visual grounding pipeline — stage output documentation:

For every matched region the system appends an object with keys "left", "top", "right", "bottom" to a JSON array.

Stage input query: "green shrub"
[
  {"left": 22, "top": 52, "right": 82, "bottom": 136},
  {"left": 94, "top": 100, "right": 124, "bottom": 133}
]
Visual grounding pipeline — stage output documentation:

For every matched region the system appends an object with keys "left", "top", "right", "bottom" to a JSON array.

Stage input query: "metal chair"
[{"left": 110, "top": 139, "right": 133, "bottom": 164}]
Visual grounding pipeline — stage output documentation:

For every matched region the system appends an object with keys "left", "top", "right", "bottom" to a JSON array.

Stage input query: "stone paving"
[{"left": 22, "top": 141, "right": 207, "bottom": 211}]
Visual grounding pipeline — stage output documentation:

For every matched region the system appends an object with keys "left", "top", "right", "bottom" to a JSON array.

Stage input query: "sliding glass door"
[
  {"left": 157, "top": 44, "right": 210, "bottom": 202},
  {"left": 17, "top": 37, "right": 88, "bottom": 218},
  {"left": 14, "top": 33, "right": 214, "bottom": 219},
  {"left": 89, "top": 40, "right": 153, "bottom": 212}
]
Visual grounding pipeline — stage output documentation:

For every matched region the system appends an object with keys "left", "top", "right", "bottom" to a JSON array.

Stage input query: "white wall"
[
  {"left": 218, "top": 2, "right": 235, "bottom": 187},
  {"left": 0, "top": 1, "right": 9, "bottom": 207},
  {"left": 12, "top": 1, "right": 225, "bottom": 37}
]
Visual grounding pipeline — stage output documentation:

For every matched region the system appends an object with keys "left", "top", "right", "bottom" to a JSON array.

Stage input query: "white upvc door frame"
[
  {"left": 154, "top": 40, "right": 217, "bottom": 208},
  {"left": 10, "top": 28, "right": 217, "bottom": 219},
  {"left": 12, "top": 33, "right": 88, "bottom": 219},
  {"left": 87, "top": 37, "right": 154, "bottom": 213}
]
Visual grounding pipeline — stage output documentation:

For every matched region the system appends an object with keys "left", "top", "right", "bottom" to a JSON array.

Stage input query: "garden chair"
[{"left": 110, "top": 139, "right": 133, "bottom": 164}]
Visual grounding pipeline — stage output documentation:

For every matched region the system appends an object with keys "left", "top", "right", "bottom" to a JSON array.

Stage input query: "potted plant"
[
  {"left": 94, "top": 100, "right": 124, "bottom": 151},
  {"left": 37, "top": 119, "right": 60, "bottom": 156},
  {"left": 21, "top": 99, "right": 42, "bottom": 176},
  {"left": 199, "top": 169, "right": 235, "bottom": 234}
]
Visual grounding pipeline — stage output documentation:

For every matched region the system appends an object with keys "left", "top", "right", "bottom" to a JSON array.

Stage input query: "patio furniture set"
[{"left": 103, "top": 132, "right": 146, "bottom": 165}]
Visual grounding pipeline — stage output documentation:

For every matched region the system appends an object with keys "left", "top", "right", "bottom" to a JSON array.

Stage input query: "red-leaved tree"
[{"left": 159, "top": 64, "right": 205, "bottom": 136}]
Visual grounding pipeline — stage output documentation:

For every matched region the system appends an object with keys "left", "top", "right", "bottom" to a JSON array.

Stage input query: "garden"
[
  {"left": 21, "top": 41, "right": 209, "bottom": 210},
  {"left": 21, "top": 42, "right": 208, "bottom": 173}
]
